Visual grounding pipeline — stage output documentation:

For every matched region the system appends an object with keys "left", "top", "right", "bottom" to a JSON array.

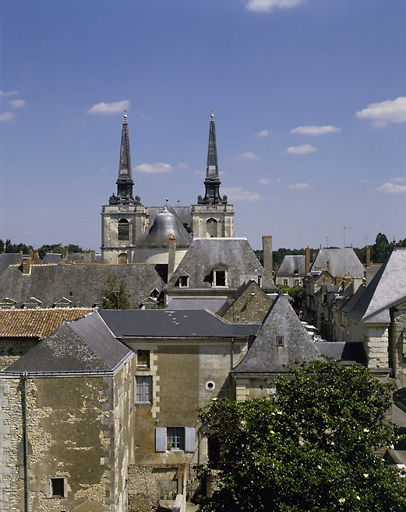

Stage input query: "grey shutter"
[
  {"left": 155, "top": 427, "right": 166, "bottom": 452},
  {"left": 185, "top": 427, "right": 195, "bottom": 452}
]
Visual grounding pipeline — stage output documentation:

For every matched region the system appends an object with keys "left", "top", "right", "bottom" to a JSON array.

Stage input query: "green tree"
[
  {"left": 100, "top": 277, "right": 130, "bottom": 309},
  {"left": 197, "top": 359, "right": 406, "bottom": 512},
  {"left": 372, "top": 233, "right": 392, "bottom": 263}
]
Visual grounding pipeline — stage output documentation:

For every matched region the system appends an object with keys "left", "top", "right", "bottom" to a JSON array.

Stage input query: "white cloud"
[
  {"left": 236, "top": 151, "right": 260, "bottom": 160},
  {"left": 222, "top": 187, "right": 261, "bottom": 201},
  {"left": 87, "top": 100, "right": 130, "bottom": 115},
  {"left": 177, "top": 162, "right": 189, "bottom": 170},
  {"left": 256, "top": 129, "right": 271, "bottom": 137},
  {"left": 392, "top": 177, "right": 406, "bottom": 183},
  {"left": 9, "top": 99, "right": 25, "bottom": 109},
  {"left": 258, "top": 177, "right": 281, "bottom": 185},
  {"left": 138, "top": 111, "right": 151, "bottom": 120},
  {"left": 290, "top": 125, "right": 340, "bottom": 135},
  {"left": 194, "top": 170, "right": 205, "bottom": 177},
  {"left": 288, "top": 182, "right": 309, "bottom": 190},
  {"left": 0, "top": 90, "right": 18, "bottom": 97},
  {"left": 0, "top": 112, "right": 15, "bottom": 122},
  {"left": 134, "top": 162, "right": 174, "bottom": 174},
  {"left": 377, "top": 182, "right": 406, "bottom": 194},
  {"left": 286, "top": 144, "right": 317, "bottom": 155},
  {"left": 246, "top": 0, "right": 304, "bottom": 13},
  {"left": 356, "top": 97, "right": 406, "bottom": 126}
]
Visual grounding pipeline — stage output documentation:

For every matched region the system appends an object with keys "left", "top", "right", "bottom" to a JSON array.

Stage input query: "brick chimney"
[
  {"left": 342, "top": 272, "right": 351, "bottom": 289},
  {"left": 327, "top": 260, "right": 331, "bottom": 275},
  {"left": 366, "top": 245, "right": 370, "bottom": 268},
  {"left": 262, "top": 235, "right": 273, "bottom": 280},
  {"left": 22, "top": 256, "right": 32, "bottom": 275},
  {"left": 168, "top": 234, "right": 176, "bottom": 282},
  {"left": 305, "top": 246, "right": 310, "bottom": 274},
  {"left": 33, "top": 250, "right": 39, "bottom": 264}
]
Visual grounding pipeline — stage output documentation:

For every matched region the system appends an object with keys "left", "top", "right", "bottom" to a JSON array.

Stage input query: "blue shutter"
[
  {"left": 185, "top": 427, "right": 195, "bottom": 452},
  {"left": 155, "top": 427, "right": 166, "bottom": 452}
]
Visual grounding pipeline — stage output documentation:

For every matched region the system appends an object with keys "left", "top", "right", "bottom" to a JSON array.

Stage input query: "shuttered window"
[{"left": 136, "top": 376, "right": 152, "bottom": 403}]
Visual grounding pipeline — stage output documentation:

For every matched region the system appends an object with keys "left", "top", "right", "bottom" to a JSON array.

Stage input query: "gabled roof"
[
  {"left": 99, "top": 309, "right": 260, "bottom": 339},
  {"left": 165, "top": 238, "right": 277, "bottom": 292},
  {"left": 2, "top": 311, "right": 133, "bottom": 374},
  {"left": 217, "top": 280, "right": 273, "bottom": 323},
  {"left": 346, "top": 248, "right": 406, "bottom": 324},
  {"left": 275, "top": 255, "right": 306, "bottom": 277},
  {"left": 316, "top": 341, "right": 367, "bottom": 365},
  {"left": 0, "top": 308, "right": 94, "bottom": 338},
  {"left": 0, "top": 253, "right": 24, "bottom": 276},
  {"left": 234, "top": 294, "right": 320, "bottom": 374},
  {"left": 0, "top": 263, "right": 166, "bottom": 308},
  {"left": 311, "top": 248, "right": 364, "bottom": 278}
]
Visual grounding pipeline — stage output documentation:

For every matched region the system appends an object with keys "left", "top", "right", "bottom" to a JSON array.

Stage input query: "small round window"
[{"left": 205, "top": 380, "right": 216, "bottom": 391}]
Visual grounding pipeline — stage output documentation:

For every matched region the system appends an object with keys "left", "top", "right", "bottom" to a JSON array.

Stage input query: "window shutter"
[
  {"left": 155, "top": 427, "right": 166, "bottom": 452},
  {"left": 185, "top": 427, "right": 195, "bottom": 452}
]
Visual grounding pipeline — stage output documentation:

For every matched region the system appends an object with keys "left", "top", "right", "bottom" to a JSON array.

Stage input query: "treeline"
[
  {"left": 0, "top": 240, "right": 84, "bottom": 260},
  {"left": 254, "top": 233, "right": 406, "bottom": 267}
]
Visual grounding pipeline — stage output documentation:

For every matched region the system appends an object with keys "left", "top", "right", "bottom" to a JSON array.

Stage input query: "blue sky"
[{"left": 1, "top": 0, "right": 405, "bottom": 251}]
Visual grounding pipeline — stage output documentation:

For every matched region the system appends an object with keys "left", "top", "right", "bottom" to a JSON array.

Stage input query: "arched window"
[
  {"left": 118, "top": 253, "right": 127, "bottom": 265},
  {"left": 206, "top": 218, "right": 217, "bottom": 238},
  {"left": 118, "top": 219, "right": 130, "bottom": 241}
]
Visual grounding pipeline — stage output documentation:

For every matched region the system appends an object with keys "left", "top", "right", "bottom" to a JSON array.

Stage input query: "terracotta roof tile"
[{"left": 0, "top": 308, "right": 94, "bottom": 338}]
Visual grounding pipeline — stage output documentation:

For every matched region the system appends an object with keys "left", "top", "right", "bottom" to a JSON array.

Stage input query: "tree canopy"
[
  {"left": 100, "top": 277, "right": 130, "bottom": 309},
  {"left": 197, "top": 359, "right": 406, "bottom": 512}
]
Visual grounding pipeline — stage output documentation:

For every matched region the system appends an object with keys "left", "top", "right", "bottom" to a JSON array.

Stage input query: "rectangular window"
[
  {"left": 178, "top": 276, "right": 189, "bottom": 287},
  {"left": 48, "top": 477, "right": 67, "bottom": 498},
  {"left": 214, "top": 270, "right": 227, "bottom": 287},
  {"left": 137, "top": 349, "right": 150, "bottom": 368},
  {"left": 294, "top": 279, "right": 300, "bottom": 286},
  {"left": 167, "top": 427, "right": 185, "bottom": 450},
  {"left": 283, "top": 279, "right": 288, "bottom": 286},
  {"left": 136, "top": 376, "right": 152, "bottom": 403},
  {"left": 276, "top": 336, "right": 284, "bottom": 347}
]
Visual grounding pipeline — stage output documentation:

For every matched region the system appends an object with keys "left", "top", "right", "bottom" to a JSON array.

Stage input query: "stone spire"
[
  {"left": 197, "top": 110, "right": 227, "bottom": 205},
  {"left": 109, "top": 113, "right": 140, "bottom": 205}
]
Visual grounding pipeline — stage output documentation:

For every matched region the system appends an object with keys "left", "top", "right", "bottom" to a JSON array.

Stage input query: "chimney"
[
  {"left": 84, "top": 251, "right": 92, "bottom": 264},
  {"left": 168, "top": 234, "right": 176, "bottom": 282},
  {"left": 262, "top": 236, "right": 273, "bottom": 280},
  {"left": 353, "top": 276, "right": 363, "bottom": 293},
  {"left": 33, "top": 250, "right": 39, "bottom": 264},
  {"left": 22, "top": 256, "right": 32, "bottom": 275},
  {"left": 305, "top": 246, "right": 310, "bottom": 274},
  {"left": 335, "top": 274, "right": 342, "bottom": 286},
  {"left": 63, "top": 247, "right": 68, "bottom": 259},
  {"left": 327, "top": 260, "right": 331, "bottom": 275},
  {"left": 342, "top": 272, "right": 351, "bottom": 290},
  {"left": 366, "top": 245, "right": 370, "bottom": 268}
]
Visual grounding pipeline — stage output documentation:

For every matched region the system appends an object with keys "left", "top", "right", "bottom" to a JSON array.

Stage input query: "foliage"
[
  {"left": 372, "top": 233, "right": 393, "bottom": 264},
  {"left": 196, "top": 359, "right": 406, "bottom": 512},
  {"left": 0, "top": 239, "right": 33, "bottom": 254},
  {"left": 100, "top": 277, "right": 130, "bottom": 309},
  {"left": 36, "top": 243, "right": 84, "bottom": 259}
]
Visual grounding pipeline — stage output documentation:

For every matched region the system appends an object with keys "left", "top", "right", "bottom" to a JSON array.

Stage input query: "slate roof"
[
  {"left": 41, "top": 253, "right": 63, "bottom": 264},
  {"left": 0, "top": 308, "right": 94, "bottom": 339},
  {"left": 166, "top": 298, "right": 227, "bottom": 312},
  {"left": 165, "top": 238, "right": 277, "bottom": 292},
  {"left": 316, "top": 341, "right": 367, "bottom": 365},
  {"left": 99, "top": 309, "right": 260, "bottom": 339},
  {"left": 2, "top": 311, "right": 133, "bottom": 374},
  {"left": 147, "top": 205, "right": 192, "bottom": 233},
  {"left": 0, "top": 263, "right": 166, "bottom": 308},
  {"left": 346, "top": 248, "right": 406, "bottom": 324},
  {"left": 311, "top": 248, "right": 364, "bottom": 278},
  {"left": 0, "top": 253, "right": 24, "bottom": 276},
  {"left": 233, "top": 294, "right": 320, "bottom": 374},
  {"left": 275, "top": 255, "right": 306, "bottom": 277},
  {"left": 134, "top": 208, "right": 192, "bottom": 248}
]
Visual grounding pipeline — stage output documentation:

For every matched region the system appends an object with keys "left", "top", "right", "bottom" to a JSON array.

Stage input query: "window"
[
  {"left": 206, "top": 218, "right": 217, "bottom": 237},
  {"left": 276, "top": 336, "right": 284, "bottom": 347},
  {"left": 118, "top": 219, "right": 130, "bottom": 241},
  {"left": 136, "top": 376, "right": 152, "bottom": 403},
  {"left": 155, "top": 427, "right": 195, "bottom": 452},
  {"left": 137, "top": 350, "right": 150, "bottom": 368},
  {"left": 118, "top": 253, "right": 127, "bottom": 264},
  {"left": 213, "top": 270, "right": 227, "bottom": 287},
  {"left": 178, "top": 275, "right": 189, "bottom": 287},
  {"left": 283, "top": 279, "right": 288, "bottom": 286},
  {"left": 48, "top": 477, "right": 67, "bottom": 498},
  {"left": 294, "top": 279, "right": 300, "bottom": 286}
]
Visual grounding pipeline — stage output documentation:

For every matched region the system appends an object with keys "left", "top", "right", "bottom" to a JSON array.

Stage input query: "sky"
[{"left": 0, "top": 0, "right": 405, "bottom": 252}]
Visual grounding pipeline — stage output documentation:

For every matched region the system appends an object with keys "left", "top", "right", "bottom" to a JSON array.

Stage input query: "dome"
[{"left": 134, "top": 208, "right": 192, "bottom": 248}]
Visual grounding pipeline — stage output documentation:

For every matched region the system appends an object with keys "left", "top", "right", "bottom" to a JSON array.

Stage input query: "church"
[{"left": 101, "top": 111, "right": 235, "bottom": 265}]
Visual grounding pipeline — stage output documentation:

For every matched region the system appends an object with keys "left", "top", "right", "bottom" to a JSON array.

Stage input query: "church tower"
[
  {"left": 101, "top": 114, "right": 148, "bottom": 264},
  {"left": 191, "top": 111, "right": 234, "bottom": 237}
]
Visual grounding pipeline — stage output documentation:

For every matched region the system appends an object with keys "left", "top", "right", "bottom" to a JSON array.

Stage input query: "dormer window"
[
  {"left": 178, "top": 275, "right": 189, "bottom": 287},
  {"left": 213, "top": 269, "right": 227, "bottom": 287}
]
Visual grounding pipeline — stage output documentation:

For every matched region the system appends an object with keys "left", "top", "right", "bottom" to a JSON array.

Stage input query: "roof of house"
[
  {"left": 0, "top": 263, "right": 166, "bottom": 308},
  {"left": 0, "top": 308, "right": 94, "bottom": 339},
  {"left": 2, "top": 311, "right": 133, "bottom": 374},
  {"left": 311, "top": 248, "right": 364, "bottom": 278},
  {"left": 99, "top": 308, "right": 260, "bottom": 339},
  {"left": 233, "top": 294, "right": 320, "bottom": 374},
  {"left": 316, "top": 341, "right": 367, "bottom": 365},
  {"left": 165, "top": 238, "right": 277, "bottom": 292},
  {"left": 134, "top": 207, "right": 192, "bottom": 248},
  {"left": 0, "top": 253, "right": 24, "bottom": 276},
  {"left": 166, "top": 298, "right": 227, "bottom": 311},
  {"left": 275, "top": 255, "right": 306, "bottom": 277},
  {"left": 346, "top": 248, "right": 406, "bottom": 324}
]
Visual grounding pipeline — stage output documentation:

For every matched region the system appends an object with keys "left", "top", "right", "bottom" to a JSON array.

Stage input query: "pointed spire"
[
  {"left": 197, "top": 110, "right": 227, "bottom": 205},
  {"left": 109, "top": 112, "right": 140, "bottom": 205}
]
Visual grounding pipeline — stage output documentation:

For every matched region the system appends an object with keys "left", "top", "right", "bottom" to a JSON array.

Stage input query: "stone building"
[{"left": 101, "top": 111, "right": 234, "bottom": 265}]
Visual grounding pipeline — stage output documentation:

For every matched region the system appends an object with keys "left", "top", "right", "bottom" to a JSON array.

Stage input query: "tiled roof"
[{"left": 0, "top": 308, "right": 94, "bottom": 338}]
